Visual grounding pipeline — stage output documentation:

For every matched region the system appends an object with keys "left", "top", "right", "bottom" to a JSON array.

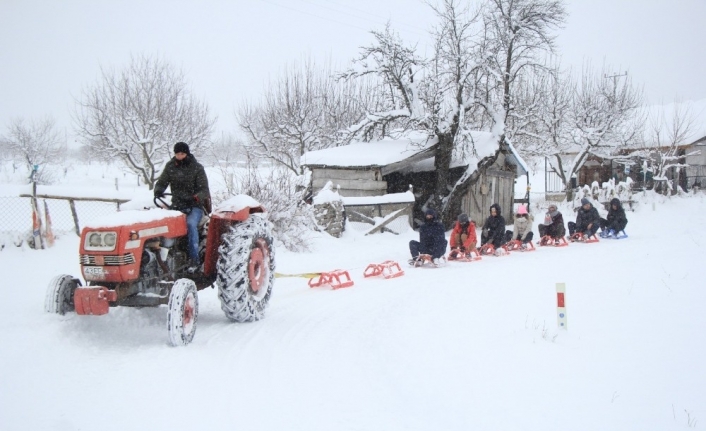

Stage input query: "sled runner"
[
  {"left": 447, "top": 248, "right": 482, "bottom": 262},
  {"left": 537, "top": 235, "right": 569, "bottom": 247},
  {"left": 568, "top": 232, "right": 599, "bottom": 243},
  {"left": 408, "top": 254, "right": 445, "bottom": 268},
  {"left": 363, "top": 261, "right": 405, "bottom": 279},
  {"left": 478, "top": 243, "right": 510, "bottom": 256},
  {"left": 505, "top": 239, "right": 536, "bottom": 252}
]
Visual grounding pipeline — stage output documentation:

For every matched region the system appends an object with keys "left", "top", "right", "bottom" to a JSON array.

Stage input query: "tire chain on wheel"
[{"left": 216, "top": 214, "right": 275, "bottom": 322}]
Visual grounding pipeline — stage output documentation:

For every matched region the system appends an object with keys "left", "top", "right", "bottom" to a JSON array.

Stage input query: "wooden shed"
[{"left": 301, "top": 132, "right": 528, "bottom": 228}]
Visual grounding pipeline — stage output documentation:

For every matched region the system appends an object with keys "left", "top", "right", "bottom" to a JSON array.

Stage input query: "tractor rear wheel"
[
  {"left": 217, "top": 213, "right": 275, "bottom": 322},
  {"left": 167, "top": 279, "right": 199, "bottom": 346},
  {"left": 44, "top": 274, "right": 80, "bottom": 315}
]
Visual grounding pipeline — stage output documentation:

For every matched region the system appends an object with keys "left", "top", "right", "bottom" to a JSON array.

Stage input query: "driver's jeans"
[{"left": 186, "top": 207, "right": 204, "bottom": 263}]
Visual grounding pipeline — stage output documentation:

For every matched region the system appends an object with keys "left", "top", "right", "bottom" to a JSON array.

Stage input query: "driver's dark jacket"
[{"left": 154, "top": 154, "right": 210, "bottom": 212}]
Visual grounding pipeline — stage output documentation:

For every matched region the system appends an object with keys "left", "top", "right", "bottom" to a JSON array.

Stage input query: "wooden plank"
[
  {"left": 364, "top": 207, "right": 410, "bottom": 235},
  {"left": 347, "top": 211, "right": 398, "bottom": 234},
  {"left": 312, "top": 168, "right": 378, "bottom": 181},
  {"left": 486, "top": 169, "right": 516, "bottom": 179},
  {"left": 312, "top": 178, "right": 387, "bottom": 191},
  {"left": 20, "top": 193, "right": 130, "bottom": 204}
]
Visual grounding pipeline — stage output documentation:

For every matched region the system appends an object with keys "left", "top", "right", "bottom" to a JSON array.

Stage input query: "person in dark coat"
[
  {"left": 568, "top": 198, "right": 600, "bottom": 237},
  {"left": 480, "top": 203, "right": 506, "bottom": 248},
  {"left": 538, "top": 204, "right": 566, "bottom": 240},
  {"left": 599, "top": 198, "right": 628, "bottom": 235},
  {"left": 409, "top": 208, "right": 447, "bottom": 265},
  {"left": 154, "top": 142, "right": 211, "bottom": 270}
]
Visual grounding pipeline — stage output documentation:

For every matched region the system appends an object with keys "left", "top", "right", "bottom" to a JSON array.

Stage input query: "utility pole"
[{"left": 604, "top": 71, "right": 628, "bottom": 101}]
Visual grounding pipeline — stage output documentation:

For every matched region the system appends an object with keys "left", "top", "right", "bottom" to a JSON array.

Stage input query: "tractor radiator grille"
[{"left": 80, "top": 253, "right": 136, "bottom": 266}]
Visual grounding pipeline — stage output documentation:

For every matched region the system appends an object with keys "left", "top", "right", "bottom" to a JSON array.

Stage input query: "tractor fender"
[{"left": 203, "top": 195, "right": 267, "bottom": 276}]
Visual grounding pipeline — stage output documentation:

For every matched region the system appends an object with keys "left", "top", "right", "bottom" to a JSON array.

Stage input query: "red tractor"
[{"left": 44, "top": 194, "right": 275, "bottom": 346}]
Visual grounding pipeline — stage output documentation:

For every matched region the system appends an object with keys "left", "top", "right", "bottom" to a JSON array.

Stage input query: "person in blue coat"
[{"left": 409, "top": 208, "right": 447, "bottom": 265}]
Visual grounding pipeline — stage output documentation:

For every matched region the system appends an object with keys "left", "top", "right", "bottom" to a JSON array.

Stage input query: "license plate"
[{"left": 84, "top": 267, "right": 105, "bottom": 275}]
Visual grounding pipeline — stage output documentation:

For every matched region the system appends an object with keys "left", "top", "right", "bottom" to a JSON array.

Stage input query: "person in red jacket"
[{"left": 448, "top": 213, "right": 477, "bottom": 260}]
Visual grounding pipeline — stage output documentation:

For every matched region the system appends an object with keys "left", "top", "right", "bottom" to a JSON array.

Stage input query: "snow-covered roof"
[
  {"left": 342, "top": 191, "right": 415, "bottom": 206},
  {"left": 408, "top": 131, "right": 526, "bottom": 176},
  {"left": 300, "top": 132, "right": 436, "bottom": 169},
  {"left": 302, "top": 130, "right": 525, "bottom": 177}
]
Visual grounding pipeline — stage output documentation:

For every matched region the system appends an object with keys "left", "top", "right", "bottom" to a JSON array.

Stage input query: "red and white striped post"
[{"left": 556, "top": 282, "right": 567, "bottom": 329}]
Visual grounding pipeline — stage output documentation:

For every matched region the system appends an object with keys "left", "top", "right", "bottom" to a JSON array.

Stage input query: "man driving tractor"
[{"left": 154, "top": 142, "right": 211, "bottom": 273}]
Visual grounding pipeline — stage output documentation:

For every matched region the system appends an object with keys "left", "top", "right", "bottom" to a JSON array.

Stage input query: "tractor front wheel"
[
  {"left": 167, "top": 279, "right": 199, "bottom": 346},
  {"left": 217, "top": 213, "right": 275, "bottom": 322},
  {"left": 44, "top": 274, "right": 80, "bottom": 315}
]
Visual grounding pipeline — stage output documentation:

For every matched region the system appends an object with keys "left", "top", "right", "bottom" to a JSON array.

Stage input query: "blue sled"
[{"left": 599, "top": 230, "right": 628, "bottom": 239}]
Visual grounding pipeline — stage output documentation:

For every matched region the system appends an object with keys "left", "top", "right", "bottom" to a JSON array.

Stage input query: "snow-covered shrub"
[
  {"left": 574, "top": 178, "right": 634, "bottom": 210},
  {"left": 216, "top": 165, "right": 316, "bottom": 252}
]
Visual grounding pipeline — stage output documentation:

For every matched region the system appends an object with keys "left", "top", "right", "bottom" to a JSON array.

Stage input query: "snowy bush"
[
  {"left": 216, "top": 165, "right": 316, "bottom": 252},
  {"left": 574, "top": 178, "right": 634, "bottom": 209}
]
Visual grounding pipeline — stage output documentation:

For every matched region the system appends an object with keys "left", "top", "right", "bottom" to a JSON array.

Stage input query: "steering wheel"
[{"left": 154, "top": 193, "right": 173, "bottom": 209}]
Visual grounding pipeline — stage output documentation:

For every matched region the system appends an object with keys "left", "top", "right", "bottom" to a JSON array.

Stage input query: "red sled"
[
  {"left": 478, "top": 243, "right": 510, "bottom": 256},
  {"left": 505, "top": 239, "right": 536, "bottom": 252},
  {"left": 447, "top": 248, "right": 482, "bottom": 262},
  {"left": 308, "top": 270, "right": 354, "bottom": 290},
  {"left": 363, "top": 261, "right": 405, "bottom": 279},
  {"left": 538, "top": 235, "right": 569, "bottom": 247},
  {"left": 409, "top": 254, "right": 445, "bottom": 268},
  {"left": 568, "top": 232, "right": 599, "bottom": 243}
]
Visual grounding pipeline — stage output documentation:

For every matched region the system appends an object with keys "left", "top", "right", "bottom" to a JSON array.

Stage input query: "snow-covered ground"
[{"left": 1, "top": 183, "right": 705, "bottom": 430}]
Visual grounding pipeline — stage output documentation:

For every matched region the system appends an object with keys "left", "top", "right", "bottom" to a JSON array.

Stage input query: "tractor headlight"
[
  {"left": 103, "top": 233, "right": 116, "bottom": 247},
  {"left": 84, "top": 231, "right": 118, "bottom": 251},
  {"left": 88, "top": 233, "right": 102, "bottom": 247}
]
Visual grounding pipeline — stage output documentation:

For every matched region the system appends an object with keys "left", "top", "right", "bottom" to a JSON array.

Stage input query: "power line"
[{"left": 320, "top": 0, "right": 430, "bottom": 34}]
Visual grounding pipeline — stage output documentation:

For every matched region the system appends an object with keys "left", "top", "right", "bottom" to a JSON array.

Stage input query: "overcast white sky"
[{"left": 1, "top": 0, "right": 704, "bottom": 146}]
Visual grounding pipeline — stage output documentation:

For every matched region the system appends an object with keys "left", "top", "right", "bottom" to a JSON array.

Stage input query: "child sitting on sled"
[
  {"left": 409, "top": 208, "right": 448, "bottom": 266},
  {"left": 504, "top": 205, "right": 534, "bottom": 247},
  {"left": 599, "top": 198, "right": 628, "bottom": 238},
  {"left": 568, "top": 198, "right": 600, "bottom": 239},
  {"left": 538, "top": 204, "right": 565, "bottom": 244},
  {"left": 448, "top": 213, "right": 477, "bottom": 260},
  {"left": 480, "top": 204, "right": 506, "bottom": 249}
]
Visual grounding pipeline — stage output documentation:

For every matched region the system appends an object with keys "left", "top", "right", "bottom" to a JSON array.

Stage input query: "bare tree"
[
  {"left": 2, "top": 116, "right": 65, "bottom": 184},
  {"left": 481, "top": 0, "right": 566, "bottom": 131},
  {"left": 239, "top": 57, "right": 380, "bottom": 174},
  {"left": 342, "top": 2, "right": 486, "bottom": 224},
  {"left": 544, "top": 64, "right": 644, "bottom": 196},
  {"left": 205, "top": 133, "right": 248, "bottom": 196},
  {"left": 340, "top": 0, "right": 567, "bottom": 225},
  {"left": 74, "top": 54, "right": 216, "bottom": 189},
  {"left": 633, "top": 100, "right": 698, "bottom": 194},
  {"left": 340, "top": 23, "right": 425, "bottom": 139}
]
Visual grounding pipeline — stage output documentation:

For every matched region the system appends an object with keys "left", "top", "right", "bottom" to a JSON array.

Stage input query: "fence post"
[
  {"left": 69, "top": 199, "right": 80, "bottom": 236},
  {"left": 31, "top": 165, "right": 45, "bottom": 249}
]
